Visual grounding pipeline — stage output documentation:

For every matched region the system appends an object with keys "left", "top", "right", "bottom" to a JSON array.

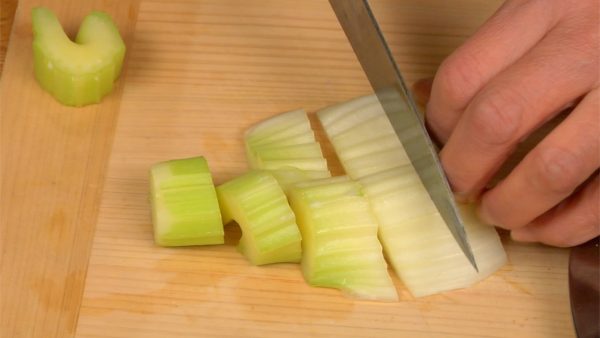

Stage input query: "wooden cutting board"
[{"left": 0, "top": 0, "right": 575, "bottom": 337}]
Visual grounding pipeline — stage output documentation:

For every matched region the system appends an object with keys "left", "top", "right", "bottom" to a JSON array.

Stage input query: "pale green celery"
[
  {"left": 245, "top": 109, "right": 311, "bottom": 146},
  {"left": 288, "top": 176, "right": 398, "bottom": 301},
  {"left": 333, "top": 133, "right": 402, "bottom": 161},
  {"left": 244, "top": 108, "right": 331, "bottom": 187},
  {"left": 248, "top": 124, "right": 314, "bottom": 149},
  {"left": 316, "top": 94, "right": 383, "bottom": 133},
  {"left": 330, "top": 114, "right": 398, "bottom": 150},
  {"left": 251, "top": 143, "right": 325, "bottom": 161},
  {"left": 251, "top": 143, "right": 328, "bottom": 172},
  {"left": 317, "top": 93, "right": 507, "bottom": 297},
  {"left": 216, "top": 170, "right": 302, "bottom": 265},
  {"left": 259, "top": 157, "right": 328, "bottom": 172},
  {"left": 269, "top": 167, "right": 330, "bottom": 194},
  {"left": 317, "top": 92, "right": 404, "bottom": 136},
  {"left": 31, "top": 7, "right": 126, "bottom": 106},
  {"left": 245, "top": 133, "right": 317, "bottom": 168},
  {"left": 150, "top": 157, "right": 224, "bottom": 246},
  {"left": 360, "top": 166, "right": 506, "bottom": 297},
  {"left": 342, "top": 149, "right": 409, "bottom": 179}
]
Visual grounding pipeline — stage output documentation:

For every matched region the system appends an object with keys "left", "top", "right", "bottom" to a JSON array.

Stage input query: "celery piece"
[
  {"left": 360, "top": 167, "right": 507, "bottom": 297},
  {"left": 270, "top": 167, "right": 330, "bottom": 194},
  {"left": 245, "top": 109, "right": 312, "bottom": 148},
  {"left": 150, "top": 157, "right": 224, "bottom": 246},
  {"left": 216, "top": 171, "right": 302, "bottom": 265},
  {"left": 244, "top": 108, "right": 331, "bottom": 185},
  {"left": 31, "top": 7, "right": 126, "bottom": 106},
  {"left": 318, "top": 97, "right": 410, "bottom": 179},
  {"left": 317, "top": 94, "right": 507, "bottom": 297},
  {"left": 288, "top": 176, "right": 398, "bottom": 301}
]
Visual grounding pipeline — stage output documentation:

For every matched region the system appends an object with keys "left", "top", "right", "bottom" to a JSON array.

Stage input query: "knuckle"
[
  {"left": 469, "top": 89, "right": 524, "bottom": 146},
  {"left": 529, "top": 147, "right": 584, "bottom": 196},
  {"left": 436, "top": 53, "right": 484, "bottom": 106}
]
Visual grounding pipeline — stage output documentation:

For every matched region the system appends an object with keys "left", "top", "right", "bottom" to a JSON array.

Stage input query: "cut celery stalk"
[
  {"left": 317, "top": 91, "right": 403, "bottom": 136},
  {"left": 288, "top": 176, "right": 398, "bottom": 301},
  {"left": 251, "top": 143, "right": 325, "bottom": 161},
  {"left": 150, "top": 157, "right": 224, "bottom": 246},
  {"left": 359, "top": 167, "right": 506, "bottom": 297},
  {"left": 245, "top": 109, "right": 309, "bottom": 143},
  {"left": 269, "top": 167, "right": 330, "bottom": 194},
  {"left": 317, "top": 94, "right": 507, "bottom": 297},
  {"left": 244, "top": 108, "right": 331, "bottom": 185},
  {"left": 216, "top": 171, "right": 302, "bottom": 265},
  {"left": 258, "top": 157, "right": 329, "bottom": 171},
  {"left": 318, "top": 100, "right": 410, "bottom": 179},
  {"left": 31, "top": 7, "right": 126, "bottom": 106}
]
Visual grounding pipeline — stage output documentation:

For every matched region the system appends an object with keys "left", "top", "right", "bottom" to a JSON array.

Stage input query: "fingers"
[
  {"left": 478, "top": 89, "right": 600, "bottom": 229},
  {"left": 439, "top": 24, "right": 600, "bottom": 198},
  {"left": 510, "top": 174, "right": 599, "bottom": 247},
  {"left": 426, "top": 0, "right": 561, "bottom": 143}
]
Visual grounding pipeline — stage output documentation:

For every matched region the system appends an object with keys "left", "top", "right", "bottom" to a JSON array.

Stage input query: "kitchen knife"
[
  {"left": 569, "top": 237, "right": 599, "bottom": 338},
  {"left": 329, "top": 0, "right": 478, "bottom": 271}
]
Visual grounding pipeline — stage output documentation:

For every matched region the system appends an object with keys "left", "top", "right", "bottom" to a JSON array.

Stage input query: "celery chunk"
[
  {"left": 31, "top": 7, "right": 126, "bottom": 106},
  {"left": 244, "top": 109, "right": 330, "bottom": 186},
  {"left": 288, "top": 176, "right": 398, "bottom": 301},
  {"left": 359, "top": 167, "right": 506, "bottom": 297},
  {"left": 150, "top": 157, "right": 224, "bottom": 246},
  {"left": 317, "top": 94, "right": 506, "bottom": 297},
  {"left": 217, "top": 171, "right": 302, "bottom": 265}
]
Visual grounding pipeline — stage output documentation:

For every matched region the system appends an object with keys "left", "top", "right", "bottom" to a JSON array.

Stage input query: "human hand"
[{"left": 421, "top": 0, "right": 599, "bottom": 247}]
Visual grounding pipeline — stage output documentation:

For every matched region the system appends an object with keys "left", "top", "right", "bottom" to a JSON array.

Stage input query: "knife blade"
[
  {"left": 569, "top": 237, "right": 600, "bottom": 338},
  {"left": 329, "top": 0, "right": 478, "bottom": 271}
]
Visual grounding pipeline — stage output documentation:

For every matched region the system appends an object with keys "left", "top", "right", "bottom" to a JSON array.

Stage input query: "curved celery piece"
[
  {"left": 244, "top": 109, "right": 331, "bottom": 190},
  {"left": 31, "top": 7, "right": 126, "bottom": 106},
  {"left": 288, "top": 176, "right": 398, "bottom": 301},
  {"left": 150, "top": 157, "right": 224, "bottom": 246},
  {"left": 217, "top": 171, "right": 302, "bottom": 265}
]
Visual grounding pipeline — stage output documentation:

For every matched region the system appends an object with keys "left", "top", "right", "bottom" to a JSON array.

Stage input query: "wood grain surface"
[
  {"left": 0, "top": 1, "right": 139, "bottom": 337},
  {"left": 0, "top": 0, "right": 17, "bottom": 73},
  {"left": 1, "top": 1, "right": 575, "bottom": 337}
]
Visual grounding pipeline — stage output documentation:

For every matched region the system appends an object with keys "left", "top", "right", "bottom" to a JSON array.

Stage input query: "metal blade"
[
  {"left": 329, "top": 0, "right": 478, "bottom": 271},
  {"left": 569, "top": 237, "right": 600, "bottom": 338}
]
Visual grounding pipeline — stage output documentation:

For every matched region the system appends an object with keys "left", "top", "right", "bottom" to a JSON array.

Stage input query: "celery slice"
[
  {"left": 31, "top": 7, "right": 126, "bottom": 106},
  {"left": 244, "top": 108, "right": 331, "bottom": 186},
  {"left": 317, "top": 94, "right": 507, "bottom": 297},
  {"left": 150, "top": 157, "right": 224, "bottom": 246},
  {"left": 216, "top": 171, "right": 302, "bottom": 265},
  {"left": 359, "top": 167, "right": 506, "bottom": 297},
  {"left": 269, "top": 167, "right": 330, "bottom": 194},
  {"left": 251, "top": 143, "right": 325, "bottom": 161},
  {"left": 288, "top": 176, "right": 398, "bottom": 301}
]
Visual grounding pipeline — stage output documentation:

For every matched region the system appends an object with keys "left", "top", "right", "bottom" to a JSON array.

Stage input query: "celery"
[
  {"left": 359, "top": 167, "right": 506, "bottom": 297},
  {"left": 244, "top": 109, "right": 330, "bottom": 190},
  {"left": 288, "top": 176, "right": 398, "bottom": 301},
  {"left": 317, "top": 94, "right": 506, "bottom": 297},
  {"left": 150, "top": 157, "right": 224, "bottom": 246},
  {"left": 31, "top": 7, "right": 125, "bottom": 106},
  {"left": 217, "top": 171, "right": 302, "bottom": 265}
]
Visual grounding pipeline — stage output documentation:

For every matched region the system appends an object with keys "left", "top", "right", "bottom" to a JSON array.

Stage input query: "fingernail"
[{"left": 511, "top": 228, "right": 535, "bottom": 243}]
